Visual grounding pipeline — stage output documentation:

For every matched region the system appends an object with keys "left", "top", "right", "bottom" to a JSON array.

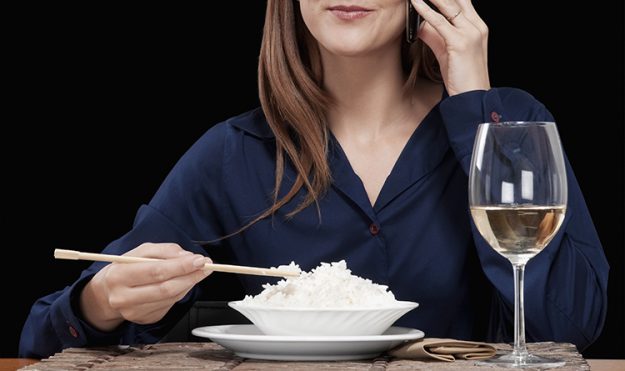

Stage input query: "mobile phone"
[{"left": 406, "top": 0, "right": 420, "bottom": 43}]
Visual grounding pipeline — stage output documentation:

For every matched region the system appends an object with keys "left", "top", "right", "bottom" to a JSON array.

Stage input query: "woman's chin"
[{"left": 321, "top": 40, "right": 379, "bottom": 58}]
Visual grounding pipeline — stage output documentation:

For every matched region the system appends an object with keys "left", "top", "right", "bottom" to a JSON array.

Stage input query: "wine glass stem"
[{"left": 513, "top": 263, "right": 528, "bottom": 357}]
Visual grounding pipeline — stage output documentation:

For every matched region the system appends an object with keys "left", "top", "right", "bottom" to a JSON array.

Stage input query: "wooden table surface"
[
  {"left": 5, "top": 343, "right": 624, "bottom": 370},
  {"left": 587, "top": 359, "right": 625, "bottom": 370},
  {"left": 0, "top": 359, "right": 37, "bottom": 371}
]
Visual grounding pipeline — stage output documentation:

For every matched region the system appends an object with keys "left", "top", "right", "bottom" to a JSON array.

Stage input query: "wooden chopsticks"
[{"left": 54, "top": 249, "right": 300, "bottom": 278}]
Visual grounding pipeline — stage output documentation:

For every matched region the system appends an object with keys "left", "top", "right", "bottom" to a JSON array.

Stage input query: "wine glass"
[{"left": 468, "top": 121, "right": 567, "bottom": 368}]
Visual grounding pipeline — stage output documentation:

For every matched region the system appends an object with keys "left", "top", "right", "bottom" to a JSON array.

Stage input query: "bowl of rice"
[{"left": 228, "top": 260, "right": 419, "bottom": 336}]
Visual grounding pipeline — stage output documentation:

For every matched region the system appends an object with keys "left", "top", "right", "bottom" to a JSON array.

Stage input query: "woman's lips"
[{"left": 328, "top": 5, "right": 373, "bottom": 21}]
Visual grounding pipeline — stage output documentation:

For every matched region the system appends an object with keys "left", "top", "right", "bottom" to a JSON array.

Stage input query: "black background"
[{"left": 5, "top": 1, "right": 623, "bottom": 359}]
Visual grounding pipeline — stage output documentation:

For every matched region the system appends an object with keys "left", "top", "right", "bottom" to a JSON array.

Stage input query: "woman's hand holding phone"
[{"left": 410, "top": 0, "right": 490, "bottom": 96}]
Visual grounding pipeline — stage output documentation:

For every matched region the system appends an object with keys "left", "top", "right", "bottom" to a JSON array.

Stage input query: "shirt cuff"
[
  {"left": 439, "top": 89, "right": 505, "bottom": 165},
  {"left": 49, "top": 274, "right": 126, "bottom": 348}
]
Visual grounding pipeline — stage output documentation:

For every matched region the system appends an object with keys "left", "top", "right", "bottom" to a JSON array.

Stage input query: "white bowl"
[{"left": 228, "top": 300, "right": 419, "bottom": 336}]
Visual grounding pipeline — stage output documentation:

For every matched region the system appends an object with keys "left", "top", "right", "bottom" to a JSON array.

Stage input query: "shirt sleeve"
[
  {"left": 19, "top": 124, "right": 229, "bottom": 358},
  {"left": 438, "top": 88, "right": 609, "bottom": 350}
]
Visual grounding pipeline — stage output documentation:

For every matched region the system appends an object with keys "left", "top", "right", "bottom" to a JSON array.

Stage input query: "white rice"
[{"left": 242, "top": 260, "right": 398, "bottom": 308}]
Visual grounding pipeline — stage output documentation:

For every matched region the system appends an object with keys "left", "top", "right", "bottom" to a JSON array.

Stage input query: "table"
[
  {"left": 0, "top": 359, "right": 37, "bottom": 371},
  {"left": 8, "top": 342, "right": 624, "bottom": 370},
  {"left": 587, "top": 359, "right": 625, "bottom": 370}
]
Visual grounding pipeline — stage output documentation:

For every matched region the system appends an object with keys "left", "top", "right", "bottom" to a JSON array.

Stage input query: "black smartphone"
[
  {"left": 406, "top": 0, "right": 420, "bottom": 43},
  {"left": 406, "top": 1, "right": 439, "bottom": 43}
]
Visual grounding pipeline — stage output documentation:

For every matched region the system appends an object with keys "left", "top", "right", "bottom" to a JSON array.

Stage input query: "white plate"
[{"left": 191, "top": 324, "right": 424, "bottom": 361}]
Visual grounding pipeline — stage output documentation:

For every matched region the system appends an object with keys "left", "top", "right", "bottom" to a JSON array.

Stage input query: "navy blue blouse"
[{"left": 20, "top": 89, "right": 609, "bottom": 358}]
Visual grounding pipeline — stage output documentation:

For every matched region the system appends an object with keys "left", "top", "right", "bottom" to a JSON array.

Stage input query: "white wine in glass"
[{"left": 468, "top": 121, "right": 567, "bottom": 368}]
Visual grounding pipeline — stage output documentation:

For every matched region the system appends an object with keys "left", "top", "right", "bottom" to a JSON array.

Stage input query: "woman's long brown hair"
[{"left": 243, "top": 0, "right": 440, "bottom": 229}]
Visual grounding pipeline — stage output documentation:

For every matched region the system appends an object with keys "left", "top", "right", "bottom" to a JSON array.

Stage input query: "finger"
[
  {"left": 411, "top": 0, "right": 457, "bottom": 39},
  {"left": 429, "top": 0, "right": 474, "bottom": 29},
  {"left": 131, "top": 307, "right": 171, "bottom": 325},
  {"left": 454, "top": 0, "right": 488, "bottom": 60},
  {"left": 427, "top": 0, "right": 460, "bottom": 20},
  {"left": 455, "top": 0, "right": 488, "bottom": 34},
  {"left": 127, "top": 242, "right": 191, "bottom": 259},
  {"left": 109, "top": 254, "right": 210, "bottom": 287},
  {"left": 128, "top": 287, "right": 194, "bottom": 324},
  {"left": 455, "top": 0, "right": 483, "bottom": 23},
  {"left": 118, "top": 301, "right": 171, "bottom": 324},
  {"left": 115, "top": 281, "right": 199, "bottom": 324},
  {"left": 110, "top": 267, "right": 210, "bottom": 307},
  {"left": 418, "top": 21, "right": 446, "bottom": 58}
]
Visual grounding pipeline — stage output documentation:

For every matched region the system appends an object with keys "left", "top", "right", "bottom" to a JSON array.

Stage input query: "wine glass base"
[{"left": 475, "top": 352, "right": 566, "bottom": 368}]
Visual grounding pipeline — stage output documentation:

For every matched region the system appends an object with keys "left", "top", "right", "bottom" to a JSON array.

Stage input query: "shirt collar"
[
  {"left": 231, "top": 95, "right": 450, "bottom": 216},
  {"left": 228, "top": 108, "right": 276, "bottom": 139},
  {"left": 328, "top": 98, "right": 450, "bottom": 216}
]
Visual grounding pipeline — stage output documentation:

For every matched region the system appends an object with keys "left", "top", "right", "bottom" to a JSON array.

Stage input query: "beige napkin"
[{"left": 389, "top": 338, "right": 497, "bottom": 362}]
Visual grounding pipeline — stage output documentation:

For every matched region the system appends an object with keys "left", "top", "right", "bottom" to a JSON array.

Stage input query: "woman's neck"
[{"left": 321, "top": 43, "right": 414, "bottom": 136}]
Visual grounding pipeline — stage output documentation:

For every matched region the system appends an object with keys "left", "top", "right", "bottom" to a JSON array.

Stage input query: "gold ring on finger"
[{"left": 446, "top": 9, "right": 462, "bottom": 22}]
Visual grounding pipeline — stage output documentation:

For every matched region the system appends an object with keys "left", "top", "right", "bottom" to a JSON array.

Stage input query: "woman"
[{"left": 20, "top": 0, "right": 608, "bottom": 358}]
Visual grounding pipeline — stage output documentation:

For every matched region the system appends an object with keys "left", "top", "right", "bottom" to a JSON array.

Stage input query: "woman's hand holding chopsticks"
[{"left": 79, "top": 243, "right": 211, "bottom": 332}]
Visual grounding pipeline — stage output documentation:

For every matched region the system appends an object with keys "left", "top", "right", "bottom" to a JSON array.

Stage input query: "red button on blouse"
[{"left": 68, "top": 325, "right": 79, "bottom": 338}]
